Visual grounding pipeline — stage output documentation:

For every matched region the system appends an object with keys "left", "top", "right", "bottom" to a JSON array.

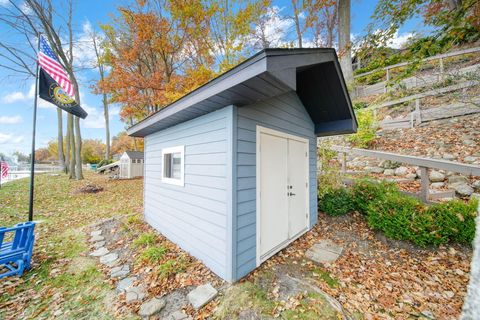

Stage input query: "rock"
[
  {"left": 463, "top": 139, "right": 475, "bottom": 146},
  {"left": 444, "top": 291, "right": 455, "bottom": 299},
  {"left": 442, "top": 153, "right": 456, "bottom": 160},
  {"left": 168, "top": 311, "right": 191, "bottom": 320},
  {"left": 450, "top": 182, "right": 474, "bottom": 197},
  {"left": 394, "top": 166, "right": 408, "bottom": 176},
  {"left": 305, "top": 240, "right": 343, "bottom": 264},
  {"left": 473, "top": 180, "right": 480, "bottom": 190},
  {"left": 429, "top": 171, "right": 445, "bottom": 182},
  {"left": 93, "top": 241, "right": 106, "bottom": 249},
  {"left": 125, "top": 285, "right": 146, "bottom": 302},
  {"left": 448, "top": 175, "right": 469, "bottom": 184},
  {"left": 187, "top": 283, "right": 218, "bottom": 310},
  {"left": 464, "top": 156, "right": 477, "bottom": 163},
  {"left": 367, "top": 166, "right": 384, "bottom": 174},
  {"left": 90, "top": 235, "right": 105, "bottom": 242},
  {"left": 379, "top": 160, "right": 400, "bottom": 169},
  {"left": 90, "top": 247, "right": 109, "bottom": 257},
  {"left": 116, "top": 276, "right": 137, "bottom": 294},
  {"left": 431, "top": 182, "right": 445, "bottom": 189},
  {"left": 383, "top": 169, "right": 395, "bottom": 176},
  {"left": 90, "top": 230, "right": 102, "bottom": 237},
  {"left": 110, "top": 265, "right": 130, "bottom": 279},
  {"left": 405, "top": 173, "right": 417, "bottom": 180},
  {"left": 100, "top": 253, "right": 118, "bottom": 265},
  {"left": 470, "top": 193, "right": 480, "bottom": 201},
  {"left": 139, "top": 297, "right": 166, "bottom": 317}
]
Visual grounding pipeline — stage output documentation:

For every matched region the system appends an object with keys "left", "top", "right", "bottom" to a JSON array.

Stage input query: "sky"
[{"left": 0, "top": 0, "right": 427, "bottom": 156}]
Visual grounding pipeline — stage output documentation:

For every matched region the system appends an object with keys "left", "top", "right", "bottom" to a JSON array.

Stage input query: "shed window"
[{"left": 161, "top": 146, "right": 184, "bottom": 186}]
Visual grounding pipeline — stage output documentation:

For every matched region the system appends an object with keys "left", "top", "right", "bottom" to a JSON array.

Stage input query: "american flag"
[
  {"left": 0, "top": 161, "right": 8, "bottom": 179},
  {"left": 38, "top": 35, "right": 74, "bottom": 98}
]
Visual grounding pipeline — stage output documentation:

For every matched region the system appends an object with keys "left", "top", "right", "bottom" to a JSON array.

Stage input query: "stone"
[
  {"left": 471, "top": 193, "right": 480, "bottom": 201},
  {"left": 169, "top": 311, "right": 191, "bottom": 320},
  {"left": 473, "top": 180, "right": 480, "bottom": 190},
  {"left": 93, "top": 241, "right": 106, "bottom": 249},
  {"left": 366, "top": 166, "right": 384, "bottom": 174},
  {"left": 100, "top": 253, "right": 118, "bottom": 265},
  {"left": 111, "top": 265, "right": 130, "bottom": 279},
  {"left": 90, "top": 247, "right": 109, "bottom": 257},
  {"left": 305, "top": 239, "right": 343, "bottom": 264},
  {"left": 90, "top": 235, "right": 105, "bottom": 242},
  {"left": 429, "top": 170, "right": 445, "bottom": 182},
  {"left": 187, "top": 283, "right": 218, "bottom": 310},
  {"left": 405, "top": 173, "right": 417, "bottom": 180},
  {"left": 379, "top": 160, "right": 400, "bottom": 169},
  {"left": 394, "top": 166, "right": 408, "bottom": 176},
  {"left": 431, "top": 182, "right": 445, "bottom": 189},
  {"left": 116, "top": 276, "right": 137, "bottom": 294},
  {"left": 464, "top": 156, "right": 477, "bottom": 164},
  {"left": 421, "top": 310, "right": 435, "bottom": 319},
  {"left": 463, "top": 139, "right": 475, "bottom": 146},
  {"left": 383, "top": 169, "right": 395, "bottom": 176},
  {"left": 125, "top": 285, "right": 146, "bottom": 302},
  {"left": 442, "top": 153, "right": 456, "bottom": 160},
  {"left": 138, "top": 297, "right": 166, "bottom": 317},
  {"left": 90, "top": 230, "right": 102, "bottom": 237},
  {"left": 450, "top": 182, "right": 474, "bottom": 197},
  {"left": 448, "top": 175, "right": 469, "bottom": 184}
]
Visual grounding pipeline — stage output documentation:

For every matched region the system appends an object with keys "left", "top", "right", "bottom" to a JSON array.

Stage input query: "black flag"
[{"left": 38, "top": 69, "right": 88, "bottom": 119}]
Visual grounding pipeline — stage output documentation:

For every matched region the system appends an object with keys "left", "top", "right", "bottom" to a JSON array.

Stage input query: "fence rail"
[
  {"left": 354, "top": 46, "right": 480, "bottom": 79},
  {"left": 331, "top": 145, "right": 480, "bottom": 202}
]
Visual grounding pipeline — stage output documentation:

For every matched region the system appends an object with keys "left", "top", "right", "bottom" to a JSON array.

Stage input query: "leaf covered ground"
[{"left": 0, "top": 172, "right": 143, "bottom": 319}]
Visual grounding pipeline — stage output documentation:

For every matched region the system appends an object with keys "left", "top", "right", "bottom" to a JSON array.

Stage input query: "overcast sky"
[{"left": 0, "top": 0, "right": 425, "bottom": 156}]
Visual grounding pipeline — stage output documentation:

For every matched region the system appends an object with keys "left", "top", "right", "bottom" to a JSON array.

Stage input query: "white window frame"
[{"left": 161, "top": 145, "right": 185, "bottom": 186}]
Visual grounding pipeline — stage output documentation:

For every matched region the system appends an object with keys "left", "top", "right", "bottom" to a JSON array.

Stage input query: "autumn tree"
[
  {"left": 304, "top": 0, "right": 338, "bottom": 47},
  {"left": 81, "top": 139, "right": 106, "bottom": 164},
  {"left": 111, "top": 131, "right": 144, "bottom": 156},
  {"left": 99, "top": 0, "right": 215, "bottom": 124}
]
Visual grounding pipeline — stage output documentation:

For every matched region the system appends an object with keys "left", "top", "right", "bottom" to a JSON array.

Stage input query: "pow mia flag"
[{"left": 38, "top": 69, "right": 88, "bottom": 119}]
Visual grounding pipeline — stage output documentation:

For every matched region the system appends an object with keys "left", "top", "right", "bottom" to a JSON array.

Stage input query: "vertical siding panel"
[{"left": 234, "top": 91, "right": 317, "bottom": 280}]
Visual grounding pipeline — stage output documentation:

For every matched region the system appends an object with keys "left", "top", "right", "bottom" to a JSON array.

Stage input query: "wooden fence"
[{"left": 331, "top": 145, "right": 480, "bottom": 203}]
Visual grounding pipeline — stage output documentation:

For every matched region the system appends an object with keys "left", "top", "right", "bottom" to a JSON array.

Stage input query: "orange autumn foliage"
[{"left": 98, "top": 0, "right": 216, "bottom": 124}]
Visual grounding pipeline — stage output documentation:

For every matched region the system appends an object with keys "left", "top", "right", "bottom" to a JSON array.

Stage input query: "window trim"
[{"left": 161, "top": 145, "right": 185, "bottom": 186}]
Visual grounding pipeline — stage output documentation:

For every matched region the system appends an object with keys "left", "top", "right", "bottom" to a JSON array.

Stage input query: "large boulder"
[
  {"left": 394, "top": 166, "right": 409, "bottom": 176},
  {"left": 429, "top": 170, "right": 445, "bottom": 182},
  {"left": 450, "top": 183, "right": 474, "bottom": 197}
]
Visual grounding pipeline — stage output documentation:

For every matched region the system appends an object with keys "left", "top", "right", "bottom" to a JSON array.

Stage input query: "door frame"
[{"left": 256, "top": 125, "right": 310, "bottom": 266}]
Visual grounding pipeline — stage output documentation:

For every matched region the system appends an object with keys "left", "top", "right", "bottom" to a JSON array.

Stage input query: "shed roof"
[
  {"left": 123, "top": 151, "right": 144, "bottom": 159},
  {"left": 127, "top": 48, "right": 357, "bottom": 137}
]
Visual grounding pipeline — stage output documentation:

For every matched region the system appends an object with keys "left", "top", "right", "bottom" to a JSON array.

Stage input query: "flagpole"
[{"left": 28, "top": 32, "right": 41, "bottom": 222}]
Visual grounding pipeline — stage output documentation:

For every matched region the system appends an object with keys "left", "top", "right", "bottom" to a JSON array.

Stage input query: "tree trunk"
[
  {"left": 104, "top": 93, "right": 110, "bottom": 160},
  {"left": 56, "top": 108, "right": 65, "bottom": 171},
  {"left": 74, "top": 116, "right": 83, "bottom": 179},
  {"left": 65, "top": 115, "right": 70, "bottom": 174},
  {"left": 338, "top": 0, "right": 354, "bottom": 86},
  {"left": 292, "top": 0, "right": 303, "bottom": 48},
  {"left": 461, "top": 211, "right": 480, "bottom": 318},
  {"left": 67, "top": 114, "right": 75, "bottom": 179}
]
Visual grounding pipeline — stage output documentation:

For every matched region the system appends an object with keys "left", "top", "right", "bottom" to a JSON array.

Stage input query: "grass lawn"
[{"left": 0, "top": 171, "right": 143, "bottom": 319}]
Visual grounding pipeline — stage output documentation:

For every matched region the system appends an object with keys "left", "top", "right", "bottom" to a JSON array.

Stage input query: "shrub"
[
  {"left": 426, "top": 199, "right": 478, "bottom": 245},
  {"left": 318, "top": 188, "right": 354, "bottom": 216},
  {"left": 346, "top": 110, "right": 377, "bottom": 148},
  {"left": 351, "top": 179, "right": 399, "bottom": 214}
]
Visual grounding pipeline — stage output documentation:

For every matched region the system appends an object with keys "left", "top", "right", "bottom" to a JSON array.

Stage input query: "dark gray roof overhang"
[{"left": 127, "top": 48, "right": 357, "bottom": 137}]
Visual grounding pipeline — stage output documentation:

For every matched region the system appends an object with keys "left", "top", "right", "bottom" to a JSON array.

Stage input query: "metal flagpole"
[{"left": 28, "top": 32, "right": 41, "bottom": 222}]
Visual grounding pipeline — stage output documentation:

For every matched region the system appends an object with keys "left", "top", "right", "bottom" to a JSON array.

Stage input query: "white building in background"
[{"left": 119, "top": 151, "right": 144, "bottom": 179}]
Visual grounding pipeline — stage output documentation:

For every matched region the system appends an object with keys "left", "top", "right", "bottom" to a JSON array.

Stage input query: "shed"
[
  {"left": 128, "top": 48, "right": 357, "bottom": 282},
  {"left": 119, "top": 151, "right": 144, "bottom": 179}
]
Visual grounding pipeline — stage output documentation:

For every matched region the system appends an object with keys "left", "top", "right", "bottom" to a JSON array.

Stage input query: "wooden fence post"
[
  {"left": 439, "top": 57, "right": 444, "bottom": 82},
  {"left": 420, "top": 166, "right": 429, "bottom": 203}
]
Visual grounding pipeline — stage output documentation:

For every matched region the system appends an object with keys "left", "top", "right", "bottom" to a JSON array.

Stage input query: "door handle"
[{"left": 288, "top": 192, "right": 296, "bottom": 196}]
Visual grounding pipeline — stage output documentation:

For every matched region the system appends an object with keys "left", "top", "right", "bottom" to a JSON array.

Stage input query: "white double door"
[{"left": 257, "top": 127, "right": 309, "bottom": 263}]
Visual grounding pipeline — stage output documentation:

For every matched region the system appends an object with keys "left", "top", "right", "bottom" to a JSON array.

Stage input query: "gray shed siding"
[
  {"left": 143, "top": 106, "right": 234, "bottom": 280},
  {"left": 234, "top": 91, "right": 318, "bottom": 279}
]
